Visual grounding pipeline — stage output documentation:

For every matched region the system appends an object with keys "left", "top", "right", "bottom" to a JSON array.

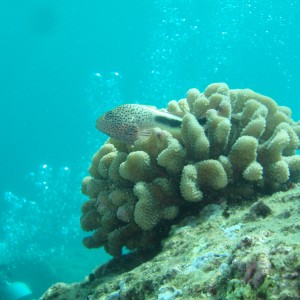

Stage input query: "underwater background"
[{"left": 0, "top": 0, "right": 299, "bottom": 298}]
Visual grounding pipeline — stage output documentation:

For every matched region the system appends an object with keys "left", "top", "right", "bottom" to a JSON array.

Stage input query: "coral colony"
[{"left": 80, "top": 83, "right": 300, "bottom": 257}]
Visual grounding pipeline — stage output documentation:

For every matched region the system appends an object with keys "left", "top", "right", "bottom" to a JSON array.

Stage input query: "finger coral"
[{"left": 81, "top": 83, "right": 300, "bottom": 256}]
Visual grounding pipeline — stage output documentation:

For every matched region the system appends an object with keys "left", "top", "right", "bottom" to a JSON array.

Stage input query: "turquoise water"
[{"left": 0, "top": 0, "right": 299, "bottom": 298}]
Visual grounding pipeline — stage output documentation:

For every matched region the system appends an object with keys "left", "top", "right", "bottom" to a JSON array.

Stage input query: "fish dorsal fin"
[{"left": 142, "top": 105, "right": 158, "bottom": 109}]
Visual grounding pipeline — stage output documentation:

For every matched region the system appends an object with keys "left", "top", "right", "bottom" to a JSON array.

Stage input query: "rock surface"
[{"left": 41, "top": 185, "right": 300, "bottom": 300}]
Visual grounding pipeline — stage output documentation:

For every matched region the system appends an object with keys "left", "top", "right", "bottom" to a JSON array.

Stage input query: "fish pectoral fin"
[{"left": 138, "top": 128, "right": 154, "bottom": 138}]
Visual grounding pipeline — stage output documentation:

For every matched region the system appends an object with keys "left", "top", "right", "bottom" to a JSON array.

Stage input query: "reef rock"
[{"left": 41, "top": 185, "right": 300, "bottom": 299}]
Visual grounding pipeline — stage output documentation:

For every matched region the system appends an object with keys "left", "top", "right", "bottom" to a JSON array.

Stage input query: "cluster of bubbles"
[
  {"left": 0, "top": 68, "right": 124, "bottom": 295},
  {"left": 0, "top": 164, "right": 81, "bottom": 284},
  {"left": 139, "top": 0, "right": 299, "bottom": 107},
  {"left": 141, "top": 0, "right": 201, "bottom": 103}
]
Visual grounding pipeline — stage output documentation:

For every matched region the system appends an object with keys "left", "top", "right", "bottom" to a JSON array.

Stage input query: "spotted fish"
[{"left": 96, "top": 104, "right": 182, "bottom": 144}]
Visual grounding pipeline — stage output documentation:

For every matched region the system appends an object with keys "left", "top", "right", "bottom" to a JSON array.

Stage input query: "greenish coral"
[{"left": 81, "top": 83, "right": 300, "bottom": 256}]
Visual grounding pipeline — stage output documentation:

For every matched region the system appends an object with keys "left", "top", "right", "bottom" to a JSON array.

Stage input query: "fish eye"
[{"left": 105, "top": 111, "right": 113, "bottom": 119}]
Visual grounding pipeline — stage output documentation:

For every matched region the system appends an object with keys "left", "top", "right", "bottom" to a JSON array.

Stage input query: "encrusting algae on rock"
[{"left": 80, "top": 82, "right": 300, "bottom": 258}]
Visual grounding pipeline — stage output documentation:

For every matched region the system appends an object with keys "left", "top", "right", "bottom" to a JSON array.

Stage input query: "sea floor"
[{"left": 41, "top": 184, "right": 300, "bottom": 300}]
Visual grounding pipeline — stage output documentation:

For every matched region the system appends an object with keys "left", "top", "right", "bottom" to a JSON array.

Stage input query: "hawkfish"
[{"left": 96, "top": 104, "right": 182, "bottom": 144}]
